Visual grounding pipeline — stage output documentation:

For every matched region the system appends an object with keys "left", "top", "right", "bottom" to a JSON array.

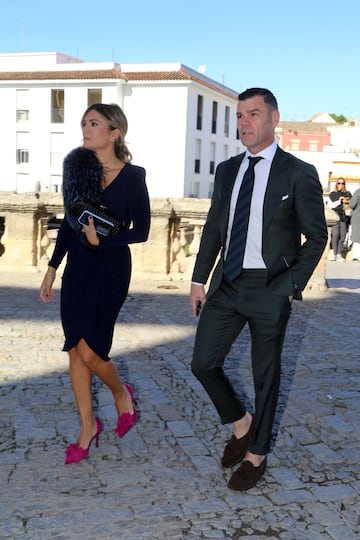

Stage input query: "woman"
[
  {"left": 40, "top": 103, "right": 151, "bottom": 464},
  {"left": 328, "top": 178, "right": 352, "bottom": 261},
  {"left": 349, "top": 188, "right": 360, "bottom": 261}
]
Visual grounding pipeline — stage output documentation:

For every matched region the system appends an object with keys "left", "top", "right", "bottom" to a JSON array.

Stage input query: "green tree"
[{"left": 329, "top": 113, "right": 347, "bottom": 124}]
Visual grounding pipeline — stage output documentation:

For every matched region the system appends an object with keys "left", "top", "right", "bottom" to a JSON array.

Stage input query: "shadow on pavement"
[
  {"left": 326, "top": 278, "right": 360, "bottom": 289},
  {"left": 1, "top": 278, "right": 359, "bottom": 538}
]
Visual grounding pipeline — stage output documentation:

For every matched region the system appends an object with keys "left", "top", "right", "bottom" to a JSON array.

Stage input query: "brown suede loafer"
[
  {"left": 228, "top": 457, "right": 267, "bottom": 491},
  {"left": 221, "top": 414, "right": 255, "bottom": 468}
]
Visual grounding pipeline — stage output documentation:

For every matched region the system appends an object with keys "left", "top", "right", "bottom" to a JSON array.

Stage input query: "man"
[{"left": 190, "top": 88, "right": 327, "bottom": 491}]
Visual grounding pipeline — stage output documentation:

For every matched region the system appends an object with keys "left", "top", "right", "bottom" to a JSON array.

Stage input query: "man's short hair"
[{"left": 238, "top": 88, "right": 278, "bottom": 111}]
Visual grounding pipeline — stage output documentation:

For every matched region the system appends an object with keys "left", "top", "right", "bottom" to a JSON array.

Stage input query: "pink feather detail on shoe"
[
  {"left": 65, "top": 445, "right": 90, "bottom": 464},
  {"left": 113, "top": 384, "right": 138, "bottom": 438},
  {"left": 64, "top": 417, "right": 102, "bottom": 465}
]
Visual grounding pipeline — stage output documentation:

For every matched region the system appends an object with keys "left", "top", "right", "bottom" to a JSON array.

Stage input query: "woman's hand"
[
  {"left": 82, "top": 215, "right": 99, "bottom": 246},
  {"left": 40, "top": 267, "right": 56, "bottom": 303}
]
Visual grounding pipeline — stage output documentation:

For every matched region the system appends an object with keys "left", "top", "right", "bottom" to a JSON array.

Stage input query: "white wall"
[
  {"left": 124, "top": 84, "right": 188, "bottom": 198},
  {"left": 0, "top": 88, "right": 15, "bottom": 190}
]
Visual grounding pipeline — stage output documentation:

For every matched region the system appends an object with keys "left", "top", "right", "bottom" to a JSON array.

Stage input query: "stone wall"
[
  {"left": 0, "top": 192, "right": 329, "bottom": 290},
  {"left": 0, "top": 192, "right": 210, "bottom": 281}
]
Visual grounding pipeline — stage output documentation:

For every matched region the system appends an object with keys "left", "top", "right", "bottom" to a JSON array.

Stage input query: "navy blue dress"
[{"left": 49, "top": 163, "right": 150, "bottom": 361}]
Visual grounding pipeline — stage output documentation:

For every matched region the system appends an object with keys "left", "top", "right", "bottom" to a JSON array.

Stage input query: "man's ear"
[{"left": 271, "top": 109, "right": 280, "bottom": 128}]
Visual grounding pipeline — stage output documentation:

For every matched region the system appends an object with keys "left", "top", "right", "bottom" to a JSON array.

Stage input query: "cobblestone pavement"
[{"left": 0, "top": 263, "right": 359, "bottom": 540}]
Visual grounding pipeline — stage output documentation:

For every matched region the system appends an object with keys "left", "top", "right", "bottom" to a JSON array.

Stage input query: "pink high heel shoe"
[
  {"left": 113, "top": 384, "right": 138, "bottom": 438},
  {"left": 65, "top": 417, "right": 102, "bottom": 464}
]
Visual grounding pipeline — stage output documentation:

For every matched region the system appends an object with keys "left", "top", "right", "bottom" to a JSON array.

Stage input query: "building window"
[
  {"left": 195, "top": 139, "right": 201, "bottom": 173},
  {"left": 291, "top": 139, "right": 300, "bottom": 150},
  {"left": 197, "top": 95, "right": 203, "bottom": 130},
  {"left": 210, "top": 142, "right": 216, "bottom": 175},
  {"left": 51, "top": 89, "right": 65, "bottom": 123},
  {"left": 16, "top": 110, "right": 29, "bottom": 122},
  {"left": 16, "top": 149, "right": 29, "bottom": 163},
  {"left": 309, "top": 140, "right": 318, "bottom": 151},
  {"left": 50, "top": 132, "right": 65, "bottom": 167},
  {"left": 224, "top": 106, "right": 230, "bottom": 137},
  {"left": 212, "top": 101, "right": 218, "bottom": 134},
  {"left": 16, "top": 89, "right": 29, "bottom": 123},
  {"left": 88, "top": 89, "right": 102, "bottom": 106},
  {"left": 16, "top": 132, "right": 29, "bottom": 164}
]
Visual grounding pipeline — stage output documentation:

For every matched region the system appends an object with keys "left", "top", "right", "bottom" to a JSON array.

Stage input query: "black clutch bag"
[{"left": 70, "top": 198, "right": 126, "bottom": 236}]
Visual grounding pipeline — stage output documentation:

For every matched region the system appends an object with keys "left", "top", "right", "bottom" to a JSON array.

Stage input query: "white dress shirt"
[{"left": 225, "top": 141, "right": 278, "bottom": 268}]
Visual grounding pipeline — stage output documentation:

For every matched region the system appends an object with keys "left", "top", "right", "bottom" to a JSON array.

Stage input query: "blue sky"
[{"left": 3, "top": 0, "right": 360, "bottom": 120}]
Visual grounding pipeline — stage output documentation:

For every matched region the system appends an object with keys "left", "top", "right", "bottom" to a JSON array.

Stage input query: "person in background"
[
  {"left": 190, "top": 88, "right": 327, "bottom": 491},
  {"left": 40, "top": 103, "right": 151, "bottom": 464},
  {"left": 349, "top": 187, "right": 360, "bottom": 261},
  {"left": 328, "top": 178, "right": 352, "bottom": 261}
]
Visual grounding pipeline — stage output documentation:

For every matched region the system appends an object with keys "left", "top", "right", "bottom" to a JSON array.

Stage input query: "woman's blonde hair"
[
  {"left": 81, "top": 103, "right": 132, "bottom": 162},
  {"left": 335, "top": 178, "right": 347, "bottom": 192}
]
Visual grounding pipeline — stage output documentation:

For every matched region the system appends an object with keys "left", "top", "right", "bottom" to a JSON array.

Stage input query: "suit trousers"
[{"left": 191, "top": 270, "right": 292, "bottom": 455}]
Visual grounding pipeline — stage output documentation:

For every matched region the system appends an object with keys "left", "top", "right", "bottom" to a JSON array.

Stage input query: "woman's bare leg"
[
  {"left": 77, "top": 339, "right": 134, "bottom": 418},
  {"left": 68, "top": 347, "right": 98, "bottom": 449}
]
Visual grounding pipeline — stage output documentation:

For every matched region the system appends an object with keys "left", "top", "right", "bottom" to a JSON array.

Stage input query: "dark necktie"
[{"left": 224, "top": 156, "right": 263, "bottom": 281}]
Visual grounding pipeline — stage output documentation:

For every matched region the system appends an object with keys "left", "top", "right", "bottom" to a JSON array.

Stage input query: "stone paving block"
[
  {"left": 166, "top": 420, "right": 195, "bottom": 437},
  {"left": 226, "top": 493, "right": 271, "bottom": 510},
  {"left": 303, "top": 501, "right": 346, "bottom": 526},
  {"left": 177, "top": 437, "right": 212, "bottom": 458},
  {"left": 182, "top": 498, "right": 229, "bottom": 515},
  {"left": 322, "top": 414, "right": 356, "bottom": 433},
  {"left": 189, "top": 454, "right": 221, "bottom": 474},
  {"left": 281, "top": 529, "right": 330, "bottom": 540},
  {"left": 304, "top": 443, "right": 343, "bottom": 463},
  {"left": 0, "top": 518, "right": 25, "bottom": 538},
  {"left": 286, "top": 425, "right": 320, "bottom": 444},
  {"left": 154, "top": 403, "right": 182, "bottom": 421},
  {"left": 310, "top": 483, "right": 357, "bottom": 502},
  {"left": 267, "top": 489, "right": 316, "bottom": 505},
  {"left": 326, "top": 524, "right": 359, "bottom": 539}
]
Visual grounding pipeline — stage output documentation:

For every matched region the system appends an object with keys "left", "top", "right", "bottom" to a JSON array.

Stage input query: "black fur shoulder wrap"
[{"left": 62, "top": 146, "right": 103, "bottom": 231}]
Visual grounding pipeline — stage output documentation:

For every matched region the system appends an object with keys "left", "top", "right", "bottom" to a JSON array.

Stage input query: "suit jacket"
[{"left": 192, "top": 146, "right": 328, "bottom": 300}]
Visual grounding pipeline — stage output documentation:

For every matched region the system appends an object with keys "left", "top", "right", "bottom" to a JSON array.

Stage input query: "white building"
[{"left": 0, "top": 52, "right": 243, "bottom": 198}]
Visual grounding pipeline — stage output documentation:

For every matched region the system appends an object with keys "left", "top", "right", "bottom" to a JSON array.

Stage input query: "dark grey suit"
[{"left": 191, "top": 146, "right": 328, "bottom": 454}]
